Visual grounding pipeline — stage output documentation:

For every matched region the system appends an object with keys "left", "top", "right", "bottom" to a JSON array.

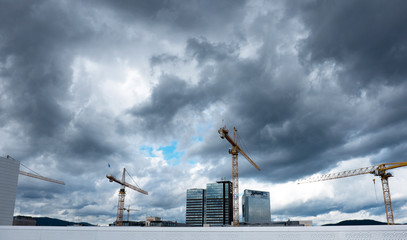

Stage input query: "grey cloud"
[
  {"left": 176, "top": 1, "right": 407, "bottom": 184},
  {"left": 178, "top": 41, "right": 354, "bottom": 181},
  {"left": 273, "top": 198, "right": 341, "bottom": 217},
  {"left": 0, "top": 0, "right": 130, "bottom": 175},
  {"left": 186, "top": 37, "right": 239, "bottom": 65},
  {"left": 100, "top": 0, "right": 246, "bottom": 34},
  {"left": 130, "top": 75, "right": 197, "bottom": 130},
  {"left": 0, "top": 1, "right": 94, "bottom": 155},
  {"left": 371, "top": 143, "right": 407, "bottom": 165},
  {"left": 294, "top": 0, "right": 407, "bottom": 94},
  {"left": 150, "top": 54, "right": 182, "bottom": 68},
  {"left": 20, "top": 191, "right": 55, "bottom": 200},
  {"left": 147, "top": 38, "right": 327, "bottom": 181},
  {"left": 131, "top": 37, "right": 234, "bottom": 135}
]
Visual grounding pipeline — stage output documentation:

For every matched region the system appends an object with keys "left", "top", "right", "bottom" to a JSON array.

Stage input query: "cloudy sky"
[{"left": 1, "top": 0, "right": 407, "bottom": 226}]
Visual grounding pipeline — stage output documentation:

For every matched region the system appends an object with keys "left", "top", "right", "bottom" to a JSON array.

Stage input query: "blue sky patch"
[
  {"left": 158, "top": 141, "right": 184, "bottom": 166},
  {"left": 140, "top": 146, "right": 155, "bottom": 157},
  {"left": 192, "top": 136, "right": 203, "bottom": 142}
]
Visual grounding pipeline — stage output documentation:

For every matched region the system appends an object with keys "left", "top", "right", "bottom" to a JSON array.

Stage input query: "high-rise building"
[
  {"left": 185, "top": 188, "right": 205, "bottom": 226},
  {"left": 242, "top": 189, "right": 271, "bottom": 224},
  {"left": 204, "top": 181, "right": 232, "bottom": 226}
]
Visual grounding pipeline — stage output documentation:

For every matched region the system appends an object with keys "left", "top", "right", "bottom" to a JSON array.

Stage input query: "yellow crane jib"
[
  {"left": 6, "top": 155, "right": 65, "bottom": 185},
  {"left": 19, "top": 170, "right": 65, "bottom": 185},
  {"left": 297, "top": 161, "right": 407, "bottom": 225}
]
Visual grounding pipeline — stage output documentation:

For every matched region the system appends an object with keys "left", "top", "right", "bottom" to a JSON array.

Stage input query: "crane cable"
[
  {"left": 373, "top": 179, "right": 378, "bottom": 203},
  {"left": 237, "top": 132, "right": 253, "bottom": 159},
  {"left": 20, "top": 162, "right": 43, "bottom": 177},
  {"left": 126, "top": 169, "right": 141, "bottom": 189},
  {"left": 6, "top": 156, "right": 41, "bottom": 176}
]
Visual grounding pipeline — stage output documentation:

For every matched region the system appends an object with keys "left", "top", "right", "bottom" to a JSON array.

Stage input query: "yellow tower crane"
[
  {"left": 297, "top": 161, "right": 407, "bottom": 225},
  {"left": 218, "top": 126, "right": 261, "bottom": 226},
  {"left": 106, "top": 168, "right": 148, "bottom": 226}
]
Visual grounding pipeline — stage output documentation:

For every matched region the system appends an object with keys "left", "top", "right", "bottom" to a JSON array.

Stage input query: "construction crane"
[
  {"left": 297, "top": 161, "right": 407, "bottom": 225},
  {"left": 19, "top": 170, "right": 65, "bottom": 185},
  {"left": 123, "top": 205, "right": 139, "bottom": 222},
  {"left": 1, "top": 155, "right": 65, "bottom": 226},
  {"left": 6, "top": 155, "right": 65, "bottom": 185},
  {"left": 106, "top": 168, "right": 148, "bottom": 226},
  {"left": 218, "top": 126, "right": 261, "bottom": 226}
]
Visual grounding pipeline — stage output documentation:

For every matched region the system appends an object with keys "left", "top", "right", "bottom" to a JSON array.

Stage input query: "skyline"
[{"left": 1, "top": 0, "right": 407, "bottom": 226}]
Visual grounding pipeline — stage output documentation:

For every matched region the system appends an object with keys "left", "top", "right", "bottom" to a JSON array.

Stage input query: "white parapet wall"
[{"left": 1, "top": 225, "right": 407, "bottom": 240}]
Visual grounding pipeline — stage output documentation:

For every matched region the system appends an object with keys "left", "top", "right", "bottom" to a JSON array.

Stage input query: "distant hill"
[
  {"left": 323, "top": 219, "right": 387, "bottom": 226},
  {"left": 35, "top": 217, "right": 95, "bottom": 226},
  {"left": 14, "top": 216, "right": 95, "bottom": 226}
]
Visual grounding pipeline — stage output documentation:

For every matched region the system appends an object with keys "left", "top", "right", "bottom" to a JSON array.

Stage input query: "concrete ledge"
[{"left": 1, "top": 225, "right": 407, "bottom": 240}]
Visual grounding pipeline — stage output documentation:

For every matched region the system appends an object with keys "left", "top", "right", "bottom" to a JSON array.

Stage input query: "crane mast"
[
  {"left": 123, "top": 206, "right": 139, "bottom": 222},
  {"left": 218, "top": 126, "right": 260, "bottom": 226},
  {"left": 106, "top": 168, "right": 148, "bottom": 226},
  {"left": 117, "top": 169, "right": 126, "bottom": 225},
  {"left": 297, "top": 161, "right": 407, "bottom": 225},
  {"left": 230, "top": 128, "right": 239, "bottom": 227}
]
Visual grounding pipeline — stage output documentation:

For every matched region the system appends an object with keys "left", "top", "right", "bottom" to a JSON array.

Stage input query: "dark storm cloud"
[
  {"left": 0, "top": 0, "right": 136, "bottom": 223},
  {"left": 0, "top": 0, "right": 125, "bottom": 166},
  {"left": 286, "top": 0, "right": 407, "bottom": 176},
  {"left": 131, "top": 75, "right": 198, "bottom": 128},
  {"left": 186, "top": 37, "right": 240, "bottom": 65},
  {"left": 183, "top": 40, "right": 350, "bottom": 181},
  {"left": 0, "top": 1, "right": 89, "bottom": 154},
  {"left": 135, "top": 0, "right": 407, "bottom": 187},
  {"left": 293, "top": 0, "right": 407, "bottom": 94},
  {"left": 138, "top": 30, "right": 349, "bottom": 181},
  {"left": 100, "top": 0, "right": 246, "bottom": 33},
  {"left": 232, "top": 0, "right": 407, "bottom": 181},
  {"left": 130, "top": 37, "right": 239, "bottom": 135}
]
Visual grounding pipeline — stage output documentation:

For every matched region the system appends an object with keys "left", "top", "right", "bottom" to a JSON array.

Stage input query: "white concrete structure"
[
  {"left": 0, "top": 225, "right": 406, "bottom": 240},
  {"left": 0, "top": 156, "right": 20, "bottom": 226},
  {"left": 299, "top": 220, "right": 313, "bottom": 226}
]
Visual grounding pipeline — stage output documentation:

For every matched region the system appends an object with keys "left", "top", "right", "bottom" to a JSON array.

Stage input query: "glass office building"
[
  {"left": 186, "top": 188, "right": 205, "bottom": 226},
  {"left": 204, "top": 181, "right": 232, "bottom": 226},
  {"left": 242, "top": 189, "right": 271, "bottom": 224}
]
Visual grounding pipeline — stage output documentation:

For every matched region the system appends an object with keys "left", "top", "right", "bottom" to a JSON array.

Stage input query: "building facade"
[
  {"left": 242, "top": 189, "right": 271, "bottom": 224},
  {"left": 185, "top": 188, "right": 205, "bottom": 226},
  {"left": 0, "top": 156, "right": 20, "bottom": 226},
  {"left": 204, "top": 181, "right": 232, "bottom": 226}
]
